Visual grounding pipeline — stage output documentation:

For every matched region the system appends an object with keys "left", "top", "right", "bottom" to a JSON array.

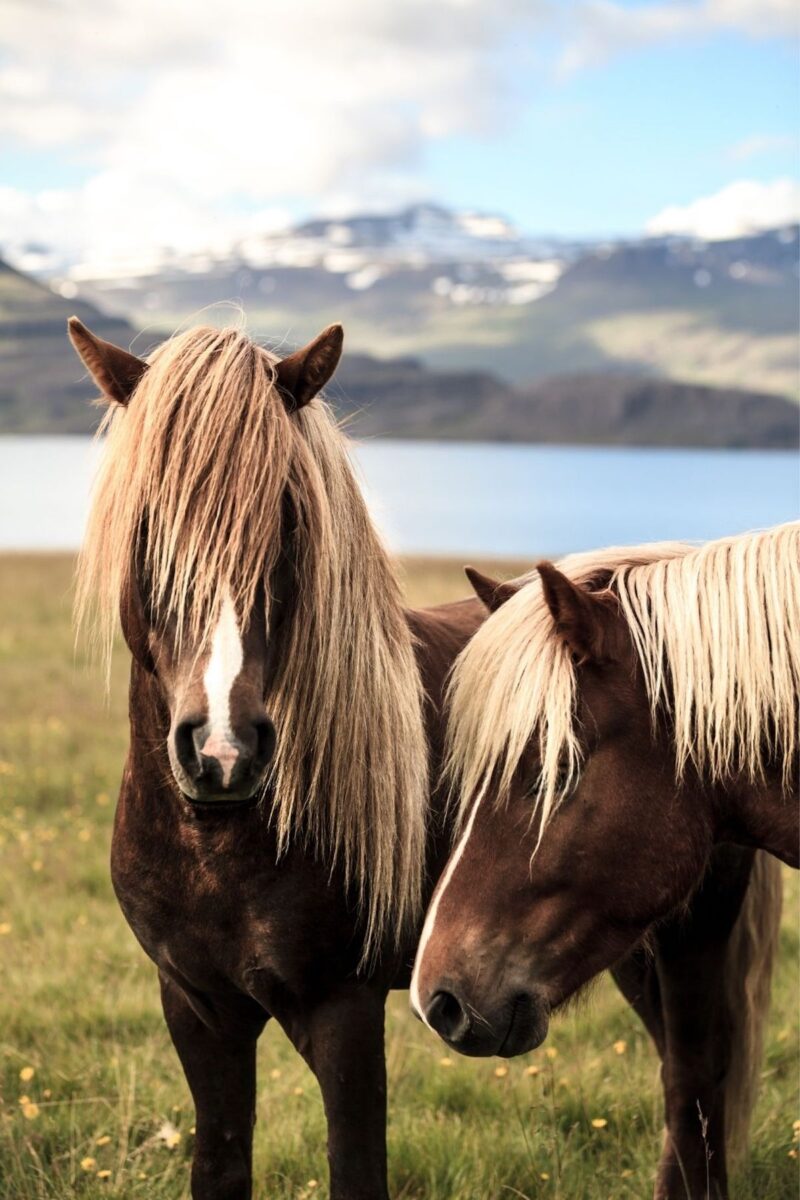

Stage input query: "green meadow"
[{"left": 0, "top": 555, "right": 797, "bottom": 1200}]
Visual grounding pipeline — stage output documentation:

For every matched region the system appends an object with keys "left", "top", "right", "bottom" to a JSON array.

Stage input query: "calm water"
[{"left": 0, "top": 436, "right": 797, "bottom": 557}]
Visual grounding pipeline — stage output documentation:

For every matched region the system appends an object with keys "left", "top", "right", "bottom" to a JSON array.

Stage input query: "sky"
[{"left": 1, "top": 0, "right": 798, "bottom": 270}]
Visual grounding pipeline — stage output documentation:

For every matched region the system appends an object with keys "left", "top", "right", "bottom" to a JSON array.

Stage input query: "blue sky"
[
  {"left": 428, "top": 31, "right": 798, "bottom": 236},
  {"left": 1, "top": 0, "right": 798, "bottom": 267}
]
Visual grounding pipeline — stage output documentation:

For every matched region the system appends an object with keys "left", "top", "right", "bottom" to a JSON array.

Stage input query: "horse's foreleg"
[
  {"left": 611, "top": 944, "right": 665, "bottom": 1058},
  {"left": 285, "top": 983, "right": 390, "bottom": 1200},
  {"left": 648, "top": 846, "right": 755, "bottom": 1200},
  {"left": 159, "top": 972, "right": 267, "bottom": 1200}
]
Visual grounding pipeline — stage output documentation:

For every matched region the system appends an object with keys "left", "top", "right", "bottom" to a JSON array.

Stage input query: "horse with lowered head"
[
  {"left": 69, "top": 316, "right": 487, "bottom": 1200},
  {"left": 412, "top": 525, "right": 795, "bottom": 1200}
]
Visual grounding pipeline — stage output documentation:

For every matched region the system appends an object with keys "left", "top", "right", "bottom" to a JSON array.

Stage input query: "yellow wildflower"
[
  {"left": 80, "top": 1157, "right": 97, "bottom": 1172},
  {"left": 591, "top": 1117, "right": 608, "bottom": 1129},
  {"left": 19, "top": 1066, "right": 35, "bottom": 1082},
  {"left": 21, "top": 1101, "right": 39, "bottom": 1120},
  {"left": 95, "top": 1135, "right": 111, "bottom": 1146},
  {"left": 293, "top": 1087, "right": 304, "bottom": 1096},
  {"left": 613, "top": 1040, "right": 627, "bottom": 1055},
  {"left": 439, "top": 1056, "right": 454, "bottom": 1068},
  {"left": 97, "top": 1170, "right": 112, "bottom": 1180},
  {"left": 545, "top": 1047, "right": 558, "bottom": 1060},
  {"left": 525, "top": 1065, "right": 540, "bottom": 1076},
  {"left": 0, "top": 923, "right": 12, "bottom": 935},
  {"left": 494, "top": 1066, "right": 508, "bottom": 1078}
]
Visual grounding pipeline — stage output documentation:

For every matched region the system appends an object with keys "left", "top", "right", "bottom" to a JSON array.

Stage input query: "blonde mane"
[
  {"left": 76, "top": 325, "right": 428, "bottom": 963},
  {"left": 447, "top": 524, "right": 800, "bottom": 834}
]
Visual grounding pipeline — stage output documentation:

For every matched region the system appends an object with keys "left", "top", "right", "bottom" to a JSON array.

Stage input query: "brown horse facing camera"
[
  {"left": 412, "top": 525, "right": 797, "bottom": 1199},
  {"left": 68, "top": 315, "right": 487, "bottom": 1200}
]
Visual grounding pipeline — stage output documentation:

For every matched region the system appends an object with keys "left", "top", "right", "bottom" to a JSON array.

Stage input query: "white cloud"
[
  {"left": 0, "top": 0, "right": 549, "bottom": 267},
  {"left": 727, "top": 133, "right": 798, "bottom": 161},
  {"left": 1, "top": 0, "right": 797, "bottom": 267},
  {"left": 0, "top": 176, "right": 292, "bottom": 274},
  {"left": 558, "top": 0, "right": 798, "bottom": 76},
  {"left": 645, "top": 178, "right": 800, "bottom": 240},
  {"left": 0, "top": 0, "right": 541, "bottom": 186}
]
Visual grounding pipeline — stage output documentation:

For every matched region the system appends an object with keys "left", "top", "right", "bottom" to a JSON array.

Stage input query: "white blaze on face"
[
  {"left": 409, "top": 791, "right": 484, "bottom": 1027},
  {"left": 201, "top": 590, "right": 244, "bottom": 787}
]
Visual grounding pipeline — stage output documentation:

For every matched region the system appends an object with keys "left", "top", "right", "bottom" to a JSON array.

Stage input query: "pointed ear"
[
  {"left": 465, "top": 566, "right": 519, "bottom": 613},
  {"left": 537, "top": 561, "right": 623, "bottom": 665},
  {"left": 274, "top": 323, "right": 343, "bottom": 412},
  {"left": 68, "top": 316, "right": 147, "bottom": 406}
]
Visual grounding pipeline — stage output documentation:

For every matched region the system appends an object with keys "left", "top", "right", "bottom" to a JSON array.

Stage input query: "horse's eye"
[
  {"left": 532, "top": 766, "right": 573, "bottom": 796},
  {"left": 553, "top": 765, "right": 576, "bottom": 798}
]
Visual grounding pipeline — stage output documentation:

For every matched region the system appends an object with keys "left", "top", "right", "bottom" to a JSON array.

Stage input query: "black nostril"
[
  {"left": 174, "top": 719, "right": 203, "bottom": 778},
  {"left": 252, "top": 717, "right": 276, "bottom": 771},
  {"left": 426, "top": 989, "right": 471, "bottom": 1043}
]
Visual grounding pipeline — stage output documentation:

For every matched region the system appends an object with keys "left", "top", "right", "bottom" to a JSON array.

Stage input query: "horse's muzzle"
[
  {"left": 422, "top": 984, "right": 550, "bottom": 1058},
  {"left": 171, "top": 715, "right": 275, "bottom": 805}
]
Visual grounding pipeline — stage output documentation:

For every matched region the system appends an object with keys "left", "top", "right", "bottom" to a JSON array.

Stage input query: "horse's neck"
[
  {"left": 403, "top": 594, "right": 486, "bottom": 914},
  {"left": 406, "top": 595, "right": 486, "bottom": 726},
  {"left": 715, "top": 768, "right": 799, "bottom": 868}
]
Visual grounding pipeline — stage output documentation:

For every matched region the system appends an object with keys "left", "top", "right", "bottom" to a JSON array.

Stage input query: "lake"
[{"left": 0, "top": 436, "right": 797, "bottom": 558}]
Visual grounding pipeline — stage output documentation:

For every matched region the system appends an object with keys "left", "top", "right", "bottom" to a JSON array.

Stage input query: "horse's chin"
[
  {"left": 496, "top": 994, "right": 550, "bottom": 1058},
  {"left": 186, "top": 793, "right": 262, "bottom": 814},
  {"left": 169, "top": 758, "right": 266, "bottom": 813}
]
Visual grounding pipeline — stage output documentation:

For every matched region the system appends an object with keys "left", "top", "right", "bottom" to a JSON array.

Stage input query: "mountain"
[
  {"left": 0, "top": 214, "right": 796, "bottom": 446},
  {"left": 44, "top": 206, "right": 798, "bottom": 403},
  {"left": 332, "top": 363, "right": 797, "bottom": 448},
  {"left": 0, "top": 259, "right": 137, "bottom": 433}
]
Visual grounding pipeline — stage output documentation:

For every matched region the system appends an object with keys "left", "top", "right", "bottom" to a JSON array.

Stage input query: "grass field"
[{"left": 0, "top": 555, "right": 797, "bottom": 1199}]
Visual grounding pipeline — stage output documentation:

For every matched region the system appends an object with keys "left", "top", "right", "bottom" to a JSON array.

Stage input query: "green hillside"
[
  {"left": 0, "top": 251, "right": 796, "bottom": 448},
  {"left": 0, "top": 260, "right": 139, "bottom": 433}
]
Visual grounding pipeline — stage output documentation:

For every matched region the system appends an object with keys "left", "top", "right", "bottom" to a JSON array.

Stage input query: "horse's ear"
[
  {"left": 68, "top": 317, "right": 147, "bottom": 407},
  {"left": 537, "top": 561, "right": 622, "bottom": 665},
  {"left": 465, "top": 566, "right": 519, "bottom": 612},
  {"left": 274, "top": 323, "right": 344, "bottom": 412}
]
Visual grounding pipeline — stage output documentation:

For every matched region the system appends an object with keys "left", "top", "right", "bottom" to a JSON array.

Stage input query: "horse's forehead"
[{"left": 203, "top": 592, "right": 244, "bottom": 715}]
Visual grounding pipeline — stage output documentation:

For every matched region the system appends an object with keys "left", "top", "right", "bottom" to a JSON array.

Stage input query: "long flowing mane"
[
  {"left": 447, "top": 524, "right": 800, "bottom": 833},
  {"left": 76, "top": 325, "right": 428, "bottom": 962}
]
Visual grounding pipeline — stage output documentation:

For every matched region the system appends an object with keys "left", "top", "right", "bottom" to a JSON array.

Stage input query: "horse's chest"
[
  {"left": 115, "top": 839, "right": 267, "bottom": 970},
  {"left": 111, "top": 816, "right": 352, "bottom": 1003}
]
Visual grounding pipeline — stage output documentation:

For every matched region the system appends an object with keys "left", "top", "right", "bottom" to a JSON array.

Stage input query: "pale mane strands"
[
  {"left": 612, "top": 522, "right": 800, "bottom": 790},
  {"left": 446, "top": 542, "right": 692, "bottom": 833},
  {"left": 269, "top": 399, "right": 429, "bottom": 957},
  {"left": 76, "top": 326, "right": 428, "bottom": 964},
  {"left": 77, "top": 326, "right": 292, "bottom": 662},
  {"left": 447, "top": 526, "right": 800, "bottom": 839}
]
